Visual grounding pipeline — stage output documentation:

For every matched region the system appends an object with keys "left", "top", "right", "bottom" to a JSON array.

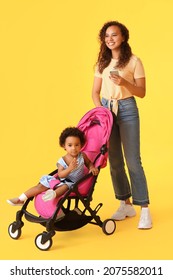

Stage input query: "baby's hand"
[
  {"left": 89, "top": 167, "right": 99, "bottom": 176},
  {"left": 69, "top": 158, "right": 78, "bottom": 171}
]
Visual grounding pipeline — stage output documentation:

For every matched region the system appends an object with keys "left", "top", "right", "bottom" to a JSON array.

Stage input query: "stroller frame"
[
  {"left": 8, "top": 107, "right": 116, "bottom": 250},
  {"left": 8, "top": 147, "right": 116, "bottom": 250}
]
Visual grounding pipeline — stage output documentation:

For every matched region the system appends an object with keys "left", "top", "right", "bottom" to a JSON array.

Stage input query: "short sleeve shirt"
[
  {"left": 57, "top": 153, "right": 85, "bottom": 183},
  {"left": 94, "top": 54, "right": 145, "bottom": 100}
]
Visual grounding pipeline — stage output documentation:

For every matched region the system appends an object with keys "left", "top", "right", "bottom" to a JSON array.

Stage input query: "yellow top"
[{"left": 94, "top": 54, "right": 145, "bottom": 100}]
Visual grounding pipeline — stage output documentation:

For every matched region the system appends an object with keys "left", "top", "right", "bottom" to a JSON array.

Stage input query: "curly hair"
[
  {"left": 59, "top": 127, "right": 86, "bottom": 147},
  {"left": 96, "top": 21, "right": 132, "bottom": 73}
]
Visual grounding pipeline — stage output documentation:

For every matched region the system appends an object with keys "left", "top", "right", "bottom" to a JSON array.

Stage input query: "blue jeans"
[{"left": 102, "top": 97, "right": 149, "bottom": 206}]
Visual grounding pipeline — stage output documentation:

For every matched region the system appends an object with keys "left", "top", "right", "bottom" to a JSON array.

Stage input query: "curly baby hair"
[
  {"left": 96, "top": 20, "right": 132, "bottom": 73},
  {"left": 59, "top": 127, "right": 86, "bottom": 147}
]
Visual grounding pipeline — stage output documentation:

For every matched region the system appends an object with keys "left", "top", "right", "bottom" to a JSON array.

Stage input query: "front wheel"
[
  {"left": 8, "top": 223, "right": 22, "bottom": 239},
  {"left": 35, "top": 233, "right": 53, "bottom": 251},
  {"left": 102, "top": 219, "right": 116, "bottom": 235}
]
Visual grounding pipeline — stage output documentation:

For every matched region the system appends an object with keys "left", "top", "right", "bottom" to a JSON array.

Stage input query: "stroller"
[{"left": 8, "top": 107, "right": 116, "bottom": 251}]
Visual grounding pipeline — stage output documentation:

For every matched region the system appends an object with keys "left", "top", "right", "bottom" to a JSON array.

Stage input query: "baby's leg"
[
  {"left": 7, "top": 183, "right": 47, "bottom": 206},
  {"left": 25, "top": 183, "right": 48, "bottom": 198},
  {"left": 55, "top": 184, "right": 69, "bottom": 197}
]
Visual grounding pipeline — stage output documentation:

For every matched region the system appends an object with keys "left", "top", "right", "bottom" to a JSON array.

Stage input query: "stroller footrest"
[{"left": 24, "top": 210, "right": 48, "bottom": 223}]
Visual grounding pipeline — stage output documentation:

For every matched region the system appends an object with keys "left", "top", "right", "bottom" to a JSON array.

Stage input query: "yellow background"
[{"left": 0, "top": 0, "right": 173, "bottom": 260}]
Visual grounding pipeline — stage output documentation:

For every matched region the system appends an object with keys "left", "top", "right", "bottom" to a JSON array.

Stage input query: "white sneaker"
[
  {"left": 42, "top": 189, "right": 56, "bottom": 201},
  {"left": 111, "top": 201, "right": 136, "bottom": 220},
  {"left": 138, "top": 207, "right": 152, "bottom": 229}
]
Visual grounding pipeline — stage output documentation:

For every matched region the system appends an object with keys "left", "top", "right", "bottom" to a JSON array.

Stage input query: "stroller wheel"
[
  {"left": 35, "top": 233, "right": 53, "bottom": 251},
  {"left": 102, "top": 219, "right": 116, "bottom": 235},
  {"left": 8, "top": 223, "right": 22, "bottom": 239}
]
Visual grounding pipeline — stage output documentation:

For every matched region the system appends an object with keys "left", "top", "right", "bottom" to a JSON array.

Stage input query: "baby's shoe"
[
  {"left": 111, "top": 200, "right": 136, "bottom": 220},
  {"left": 138, "top": 207, "right": 152, "bottom": 229},
  {"left": 42, "top": 189, "right": 56, "bottom": 201},
  {"left": 7, "top": 198, "right": 24, "bottom": 206}
]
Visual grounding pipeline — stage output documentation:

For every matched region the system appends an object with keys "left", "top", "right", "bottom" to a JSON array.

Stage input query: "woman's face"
[{"left": 105, "top": 25, "right": 124, "bottom": 50}]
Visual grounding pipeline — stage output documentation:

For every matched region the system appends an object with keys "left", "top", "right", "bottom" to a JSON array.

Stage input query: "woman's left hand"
[{"left": 109, "top": 74, "right": 126, "bottom": 86}]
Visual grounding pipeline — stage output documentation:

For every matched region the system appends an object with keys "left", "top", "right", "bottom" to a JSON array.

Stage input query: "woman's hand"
[
  {"left": 110, "top": 74, "right": 146, "bottom": 98},
  {"left": 109, "top": 74, "right": 126, "bottom": 86}
]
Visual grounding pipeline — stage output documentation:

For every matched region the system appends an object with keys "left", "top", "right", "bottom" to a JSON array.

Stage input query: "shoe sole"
[
  {"left": 6, "top": 200, "right": 24, "bottom": 206},
  {"left": 112, "top": 214, "right": 136, "bottom": 221},
  {"left": 138, "top": 225, "right": 152, "bottom": 230}
]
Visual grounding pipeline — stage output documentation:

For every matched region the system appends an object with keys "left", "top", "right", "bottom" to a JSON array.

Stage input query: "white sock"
[{"left": 19, "top": 193, "right": 28, "bottom": 201}]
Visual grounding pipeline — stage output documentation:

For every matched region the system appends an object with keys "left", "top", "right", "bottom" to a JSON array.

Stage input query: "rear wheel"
[{"left": 102, "top": 219, "right": 116, "bottom": 235}]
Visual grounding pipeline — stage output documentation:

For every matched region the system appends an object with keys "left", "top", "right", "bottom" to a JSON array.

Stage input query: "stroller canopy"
[{"left": 77, "top": 107, "right": 113, "bottom": 167}]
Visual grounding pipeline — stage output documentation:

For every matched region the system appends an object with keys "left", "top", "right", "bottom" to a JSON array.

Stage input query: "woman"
[{"left": 92, "top": 21, "right": 152, "bottom": 229}]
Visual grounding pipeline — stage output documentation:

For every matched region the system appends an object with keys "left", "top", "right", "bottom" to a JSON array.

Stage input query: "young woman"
[
  {"left": 7, "top": 127, "right": 98, "bottom": 205},
  {"left": 92, "top": 21, "right": 152, "bottom": 229}
]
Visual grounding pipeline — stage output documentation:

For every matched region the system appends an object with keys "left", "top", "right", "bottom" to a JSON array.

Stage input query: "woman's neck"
[{"left": 111, "top": 49, "right": 120, "bottom": 60}]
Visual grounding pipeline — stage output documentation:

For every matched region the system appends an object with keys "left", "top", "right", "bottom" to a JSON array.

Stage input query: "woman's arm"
[
  {"left": 123, "top": 77, "right": 146, "bottom": 98},
  {"left": 110, "top": 75, "right": 146, "bottom": 98},
  {"left": 92, "top": 76, "right": 103, "bottom": 106}
]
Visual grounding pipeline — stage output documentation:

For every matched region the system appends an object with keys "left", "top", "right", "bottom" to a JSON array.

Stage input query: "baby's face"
[{"left": 63, "top": 136, "right": 82, "bottom": 157}]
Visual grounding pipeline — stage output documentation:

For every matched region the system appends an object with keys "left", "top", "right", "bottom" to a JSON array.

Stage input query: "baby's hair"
[{"left": 59, "top": 127, "right": 86, "bottom": 147}]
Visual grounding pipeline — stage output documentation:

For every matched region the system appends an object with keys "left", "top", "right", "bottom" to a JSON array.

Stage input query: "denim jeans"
[{"left": 102, "top": 97, "right": 149, "bottom": 206}]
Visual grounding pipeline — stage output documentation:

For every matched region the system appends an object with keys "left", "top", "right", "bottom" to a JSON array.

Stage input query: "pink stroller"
[{"left": 8, "top": 107, "right": 116, "bottom": 251}]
